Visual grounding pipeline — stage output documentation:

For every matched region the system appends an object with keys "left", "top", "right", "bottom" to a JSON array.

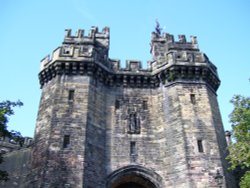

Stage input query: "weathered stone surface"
[
  {"left": 0, "top": 148, "right": 31, "bottom": 188},
  {"left": 1, "top": 26, "right": 236, "bottom": 188}
]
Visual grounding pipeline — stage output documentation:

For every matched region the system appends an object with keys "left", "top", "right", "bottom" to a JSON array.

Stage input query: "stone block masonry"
[{"left": 1, "top": 26, "right": 236, "bottom": 188}]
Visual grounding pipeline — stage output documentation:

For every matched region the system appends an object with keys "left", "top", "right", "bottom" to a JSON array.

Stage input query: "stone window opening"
[
  {"left": 197, "top": 139, "right": 204, "bottom": 153},
  {"left": 63, "top": 135, "right": 70, "bottom": 148},
  {"left": 63, "top": 47, "right": 71, "bottom": 55},
  {"left": 68, "top": 90, "right": 75, "bottom": 101},
  {"left": 190, "top": 94, "right": 196, "bottom": 104},
  {"left": 143, "top": 100, "right": 148, "bottom": 110},
  {"left": 115, "top": 100, "right": 120, "bottom": 109},
  {"left": 130, "top": 141, "right": 136, "bottom": 155}
]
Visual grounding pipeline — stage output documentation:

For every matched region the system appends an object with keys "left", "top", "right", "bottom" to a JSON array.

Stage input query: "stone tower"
[{"left": 30, "top": 26, "right": 235, "bottom": 188}]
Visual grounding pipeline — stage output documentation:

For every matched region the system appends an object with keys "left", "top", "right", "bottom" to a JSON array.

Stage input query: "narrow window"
[
  {"left": 190, "top": 94, "right": 196, "bottom": 104},
  {"left": 130, "top": 141, "right": 136, "bottom": 155},
  {"left": 68, "top": 90, "right": 75, "bottom": 101},
  {"left": 115, "top": 100, "right": 120, "bottom": 109},
  {"left": 143, "top": 100, "right": 148, "bottom": 110},
  {"left": 63, "top": 135, "right": 70, "bottom": 148},
  {"left": 197, "top": 140, "right": 204, "bottom": 153},
  {"left": 64, "top": 48, "right": 70, "bottom": 54}
]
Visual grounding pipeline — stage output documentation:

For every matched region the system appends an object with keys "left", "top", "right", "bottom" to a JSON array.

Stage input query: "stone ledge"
[{"left": 39, "top": 60, "right": 220, "bottom": 92}]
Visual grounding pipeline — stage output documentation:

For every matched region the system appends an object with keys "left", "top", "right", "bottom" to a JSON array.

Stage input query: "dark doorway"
[
  {"left": 107, "top": 165, "right": 161, "bottom": 188},
  {"left": 116, "top": 182, "right": 146, "bottom": 188}
]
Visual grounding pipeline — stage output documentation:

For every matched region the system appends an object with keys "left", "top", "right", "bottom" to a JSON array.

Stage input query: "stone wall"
[
  {"left": 30, "top": 75, "right": 91, "bottom": 187},
  {"left": 0, "top": 148, "right": 31, "bottom": 188},
  {"left": 207, "top": 87, "right": 237, "bottom": 187},
  {"left": 104, "top": 82, "right": 234, "bottom": 187},
  {"left": 172, "top": 83, "right": 225, "bottom": 187},
  {"left": 82, "top": 80, "right": 107, "bottom": 187}
]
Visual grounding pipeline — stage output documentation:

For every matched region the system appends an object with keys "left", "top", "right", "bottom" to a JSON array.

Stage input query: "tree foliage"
[
  {"left": 0, "top": 100, "right": 23, "bottom": 182},
  {"left": 227, "top": 95, "right": 250, "bottom": 188}
]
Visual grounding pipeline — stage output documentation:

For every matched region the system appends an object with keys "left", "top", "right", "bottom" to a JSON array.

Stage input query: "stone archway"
[
  {"left": 106, "top": 165, "right": 162, "bottom": 188},
  {"left": 111, "top": 173, "right": 156, "bottom": 188},
  {"left": 116, "top": 182, "right": 147, "bottom": 188}
]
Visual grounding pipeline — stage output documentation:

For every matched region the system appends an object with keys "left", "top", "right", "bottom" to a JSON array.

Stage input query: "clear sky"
[{"left": 0, "top": 0, "right": 249, "bottom": 137}]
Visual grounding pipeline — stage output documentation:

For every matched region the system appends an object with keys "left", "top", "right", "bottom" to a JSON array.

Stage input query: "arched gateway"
[{"left": 106, "top": 165, "right": 162, "bottom": 188}]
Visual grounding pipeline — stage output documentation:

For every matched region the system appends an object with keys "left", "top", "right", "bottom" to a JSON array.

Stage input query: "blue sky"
[{"left": 0, "top": 0, "right": 249, "bottom": 137}]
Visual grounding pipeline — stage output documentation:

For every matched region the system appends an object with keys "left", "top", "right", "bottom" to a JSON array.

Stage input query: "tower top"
[
  {"left": 63, "top": 26, "right": 110, "bottom": 46},
  {"left": 39, "top": 26, "right": 220, "bottom": 91},
  {"left": 151, "top": 31, "right": 198, "bottom": 52}
]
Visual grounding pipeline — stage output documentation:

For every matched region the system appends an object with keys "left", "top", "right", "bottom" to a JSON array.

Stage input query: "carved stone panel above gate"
[{"left": 115, "top": 97, "right": 148, "bottom": 134}]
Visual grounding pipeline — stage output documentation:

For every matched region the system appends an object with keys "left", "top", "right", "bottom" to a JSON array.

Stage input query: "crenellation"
[
  {"left": 40, "top": 54, "right": 50, "bottom": 69},
  {"left": 109, "top": 59, "right": 120, "bottom": 71},
  {"left": 89, "top": 26, "right": 98, "bottom": 37},
  {"left": 178, "top": 35, "right": 187, "bottom": 43},
  {"left": 63, "top": 27, "right": 109, "bottom": 51},
  {"left": 63, "top": 27, "right": 109, "bottom": 40},
  {"left": 151, "top": 31, "right": 198, "bottom": 46},
  {"left": 191, "top": 35, "right": 198, "bottom": 44},
  {"left": 77, "top": 29, "right": 84, "bottom": 38},
  {"left": 126, "top": 60, "right": 142, "bottom": 72},
  {"left": 41, "top": 27, "right": 217, "bottom": 91},
  {"left": 94, "top": 27, "right": 110, "bottom": 39},
  {"left": 40, "top": 47, "right": 61, "bottom": 70},
  {"left": 164, "top": 33, "right": 175, "bottom": 43},
  {"left": 64, "top": 29, "right": 71, "bottom": 38},
  {"left": 102, "top": 26, "right": 110, "bottom": 35}
]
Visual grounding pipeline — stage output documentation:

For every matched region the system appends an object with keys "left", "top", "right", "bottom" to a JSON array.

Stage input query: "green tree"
[
  {"left": 227, "top": 95, "right": 250, "bottom": 188},
  {"left": 0, "top": 100, "right": 23, "bottom": 182}
]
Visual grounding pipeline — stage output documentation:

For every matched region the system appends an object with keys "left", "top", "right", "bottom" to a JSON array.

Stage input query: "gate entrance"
[
  {"left": 112, "top": 175, "right": 155, "bottom": 188},
  {"left": 116, "top": 182, "right": 146, "bottom": 188},
  {"left": 106, "top": 165, "right": 162, "bottom": 188}
]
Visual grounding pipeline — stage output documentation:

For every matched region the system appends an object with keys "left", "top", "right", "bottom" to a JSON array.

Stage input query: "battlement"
[
  {"left": 151, "top": 31, "right": 199, "bottom": 51},
  {"left": 151, "top": 31, "right": 198, "bottom": 45},
  {"left": 40, "top": 27, "right": 110, "bottom": 70},
  {"left": 40, "top": 49, "right": 150, "bottom": 73},
  {"left": 109, "top": 59, "right": 152, "bottom": 73},
  {"left": 63, "top": 26, "right": 110, "bottom": 46},
  {"left": 0, "top": 136, "right": 33, "bottom": 154},
  {"left": 40, "top": 47, "right": 61, "bottom": 69},
  {"left": 39, "top": 27, "right": 220, "bottom": 91}
]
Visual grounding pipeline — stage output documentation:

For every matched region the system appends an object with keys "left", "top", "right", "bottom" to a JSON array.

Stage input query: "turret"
[
  {"left": 40, "top": 27, "right": 110, "bottom": 71},
  {"left": 150, "top": 30, "right": 220, "bottom": 92}
]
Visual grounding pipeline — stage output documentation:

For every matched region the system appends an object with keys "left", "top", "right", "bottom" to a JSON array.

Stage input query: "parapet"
[
  {"left": 63, "top": 26, "right": 110, "bottom": 46},
  {"left": 151, "top": 31, "right": 199, "bottom": 52},
  {"left": 40, "top": 27, "right": 110, "bottom": 70},
  {"left": 39, "top": 27, "right": 220, "bottom": 92},
  {"left": 0, "top": 136, "right": 33, "bottom": 154},
  {"left": 126, "top": 60, "right": 142, "bottom": 72}
]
